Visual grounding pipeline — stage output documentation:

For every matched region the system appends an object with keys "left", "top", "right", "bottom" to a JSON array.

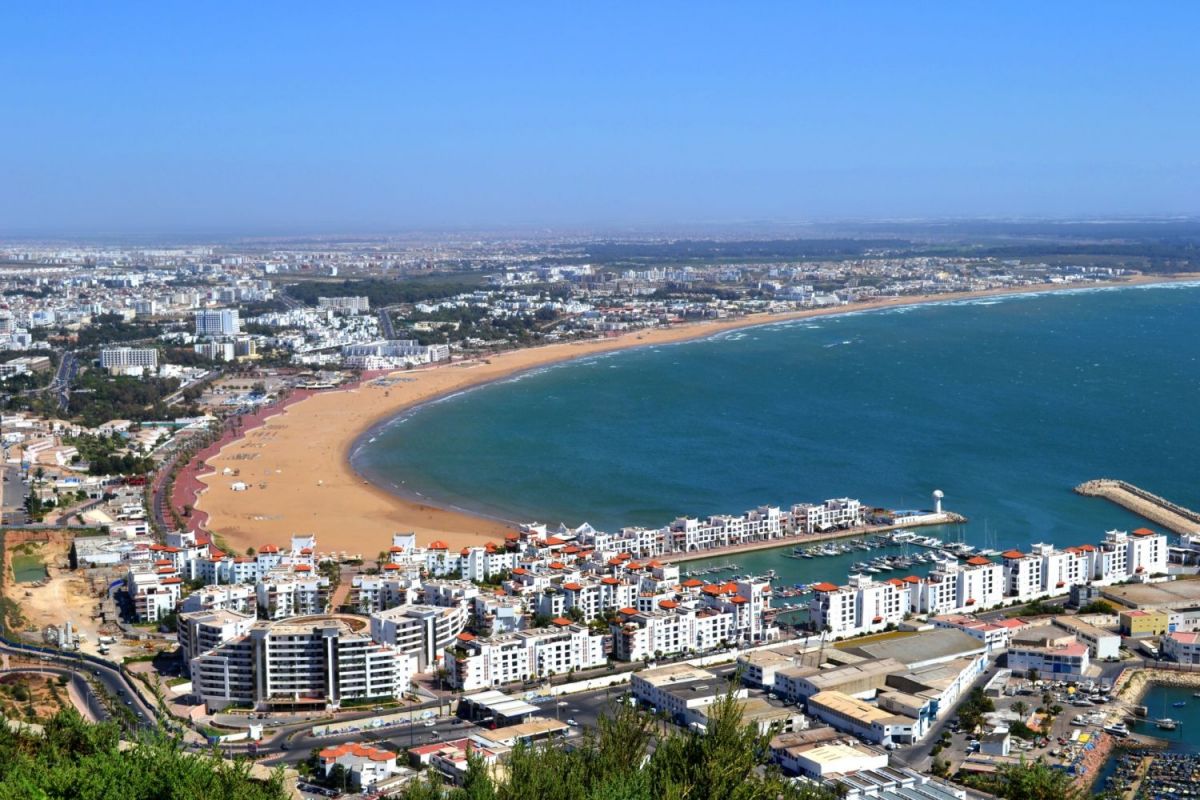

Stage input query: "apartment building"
[
  {"left": 178, "top": 609, "right": 256, "bottom": 670},
  {"left": 317, "top": 296, "right": 371, "bottom": 313},
  {"left": 809, "top": 574, "right": 910, "bottom": 638},
  {"left": 180, "top": 583, "right": 256, "bottom": 615},
  {"left": 126, "top": 565, "right": 183, "bottom": 623},
  {"left": 790, "top": 498, "right": 863, "bottom": 533},
  {"left": 445, "top": 624, "right": 606, "bottom": 691},
  {"left": 351, "top": 573, "right": 418, "bottom": 613},
  {"left": 611, "top": 607, "right": 733, "bottom": 661},
  {"left": 369, "top": 604, "right": 469, "bottom": 671},
  {"left": 256, "top": 570, "right": 330, "bottom": 618},
  {"left": 190, "top": 615, "right": 414, "bottom": 711}
]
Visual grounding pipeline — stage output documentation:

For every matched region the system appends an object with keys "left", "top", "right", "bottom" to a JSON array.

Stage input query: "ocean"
[{"left": 352, "top": 282, "right": 1200, "bottom": 594}]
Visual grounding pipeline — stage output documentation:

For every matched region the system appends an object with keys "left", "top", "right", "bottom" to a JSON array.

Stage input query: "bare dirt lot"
[{"left": 3, "top": 530, "right": 111, "bottom": 652}]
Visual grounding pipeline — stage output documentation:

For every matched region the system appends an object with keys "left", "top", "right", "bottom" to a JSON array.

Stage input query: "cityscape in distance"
[{"left": 1, "top": 5, "right": 1199, "bottom": 800}]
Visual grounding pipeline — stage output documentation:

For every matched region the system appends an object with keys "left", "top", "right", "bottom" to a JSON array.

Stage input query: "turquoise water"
[
  {"left": 1128, "top": 683, "right": 1200, "bottom": 751},
  {"left": 353, "top": 283, "right": 1200, "bottom": 591}
]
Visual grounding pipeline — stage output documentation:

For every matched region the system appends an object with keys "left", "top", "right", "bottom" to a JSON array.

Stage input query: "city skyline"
[{"left": 3, "top": 2, "right": 1199, "bottom": 234}]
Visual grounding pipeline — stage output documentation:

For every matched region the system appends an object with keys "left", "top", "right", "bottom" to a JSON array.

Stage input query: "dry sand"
[{"left": 193, "top": 275, "right": 1198, "bottom": 557}]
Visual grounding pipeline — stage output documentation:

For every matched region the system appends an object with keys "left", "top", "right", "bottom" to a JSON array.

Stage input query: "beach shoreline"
[{"left": 189, "top": 274, "right": 1199, "bottom": 557}]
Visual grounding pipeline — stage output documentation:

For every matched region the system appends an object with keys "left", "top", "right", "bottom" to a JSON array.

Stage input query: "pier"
[{"left": 1075, "top": 479, "right": 1200, "bottom": 535}]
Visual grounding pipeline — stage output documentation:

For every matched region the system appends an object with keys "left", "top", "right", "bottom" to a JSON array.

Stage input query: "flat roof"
[
  {"left": 1103, "top": 580, "right": 1200, "bottom": 609},
  {"left": 845, "top": 628, "right": 985, "bottom": 666},
  {"left": 800, "top": 742, "right": 882, "bottom": 765},
  {"left": 633, "top": 663, "right": 716, "bottom": 687},
  {"left": 460, "top": 690, "right": 539, "bottom": 718},
  {"left": 474, "top": 717, "right": 567, "bottom": 744},
  {"left": 808, "top": 691, "right": 894, "bottom": 724}
]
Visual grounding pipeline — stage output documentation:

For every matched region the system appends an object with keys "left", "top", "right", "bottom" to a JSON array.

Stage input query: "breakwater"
[{"left": 1075, "top": 479, "right": 1200, "bottom": 535}]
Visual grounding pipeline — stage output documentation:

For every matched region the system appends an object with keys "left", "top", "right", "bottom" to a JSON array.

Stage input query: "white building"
[
  {"left": 178, "top": 609, "right": 256, "bottom": 671},
  {"left": 1163, "top": 631, "right": 1200, "bottom": 665},
  {"left": 808, "top": 574, "right": 911, "bottom": 638},
  {"left": 370, "top": 604, "right": 469, "bottom": 671},
  {"left": 318, "top": 743, "right": 399, "bottom": 791},
  {"left": 1006, "top": 636, "right": 1091, "bottom": 680},
  {"left": 445, "top": 623, "right": 606, "bottom": 691},
  {"left": 318, "top": 296, "right": 371, "bottom": 313},
  {"left": 612, "top": 607, "right": 734, "bottom": 661},
  {"left": 190, "top": 615, "right": 415, "bottom": 711},
  {"left": 126, "top": 565, "right": 182, "bottom": 623},
  {"left": 100, "top": 347, "right": 158, "bottom": 374},
  {"left": 631, "top": 663, "right": 745, "bottom": 721},
  {"left": 194, "top": 308, "right": 240, "bottom": 336}
]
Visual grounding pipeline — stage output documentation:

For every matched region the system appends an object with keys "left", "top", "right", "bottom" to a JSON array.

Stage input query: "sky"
[{"left": 1, "top": 2, "right": 1198, "bottom": 234}]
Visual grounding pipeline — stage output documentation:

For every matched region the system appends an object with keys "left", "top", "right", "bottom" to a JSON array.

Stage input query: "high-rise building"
[
  {"left": 100, "top": 347, "right": 158, "bottom": 372},
  {"left": 194, "top": 308, "right": 240, "bottom": 336}
]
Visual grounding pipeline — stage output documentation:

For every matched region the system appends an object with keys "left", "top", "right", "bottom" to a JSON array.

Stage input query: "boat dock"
[{"left": 1075, "top": 479, "right": 1200, "bottom": 535}]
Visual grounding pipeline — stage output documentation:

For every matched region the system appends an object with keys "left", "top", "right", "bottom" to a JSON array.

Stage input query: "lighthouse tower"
[{"left": 932, "top": 489, "right": 944, "bottom": 514}]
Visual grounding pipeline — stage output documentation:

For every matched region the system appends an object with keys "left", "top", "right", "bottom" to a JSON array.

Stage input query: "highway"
[{"left": 52, "top": 351, "right": 77, "bottom": 412}]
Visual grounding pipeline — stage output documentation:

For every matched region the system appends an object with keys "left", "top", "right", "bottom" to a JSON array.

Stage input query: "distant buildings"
[
  {"left": 318, "top": 296, "right": 370, "bottom": 313},
  {"left": 341, "top": 339, "right": 450, "bottom": 368}
]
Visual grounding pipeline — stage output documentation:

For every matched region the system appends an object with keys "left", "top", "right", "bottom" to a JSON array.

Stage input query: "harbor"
[{"left": 663, "top": 508, "right": 966, "bottom": 565}]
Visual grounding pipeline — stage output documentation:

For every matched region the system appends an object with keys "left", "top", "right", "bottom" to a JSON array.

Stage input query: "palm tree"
[{"left": 1012, "top": 700, "right": 1028, "bottom": 719}]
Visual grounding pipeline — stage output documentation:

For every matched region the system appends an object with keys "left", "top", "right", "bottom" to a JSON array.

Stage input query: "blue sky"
[{"left": 2, "top": 3, "right": 1197, "bottom": 233}]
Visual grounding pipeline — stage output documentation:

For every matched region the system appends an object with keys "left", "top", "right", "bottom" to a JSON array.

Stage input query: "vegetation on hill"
[
  {"left": 64, "top": 314, "right": 164, "bottom": 349},
  {"left": 285, "top": 277, "right": 486, "bottom": 308},
  {"left": 397, "top": 692, "right": 837, "bottom": 800},
  {"left": 0, "top": 708, "right": 287, "bottom": 799}
]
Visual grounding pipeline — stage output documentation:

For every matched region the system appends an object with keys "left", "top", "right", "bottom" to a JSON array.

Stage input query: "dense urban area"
[{"left": 3, "top": 229, "right": 1200, "bottom": 799}]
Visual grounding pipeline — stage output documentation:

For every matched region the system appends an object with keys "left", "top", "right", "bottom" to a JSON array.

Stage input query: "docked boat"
[
  {"left": 1102, "top": 722, "right": 1129, "bottom": 737},
  {"left": 1155, "top": 718, "right": 1179, "bottom": 730}
]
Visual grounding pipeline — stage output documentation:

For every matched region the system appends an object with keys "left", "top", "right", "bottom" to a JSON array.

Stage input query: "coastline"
[{"left": 189, "top": 274, "right": 1199, "bottom": 557}]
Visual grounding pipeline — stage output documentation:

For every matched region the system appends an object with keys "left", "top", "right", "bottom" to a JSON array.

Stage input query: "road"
[
  {"left": 52, "top": 351, "right": 77, "bottom": 412},
  {"left": 0, "top": 665, "right": 110, "bottom": 723},
  {"left": 0, "top": 641, "right": 158, "bottom": 732},
  {"left": 378, "top": 308, "right": 396, "bottom": 339}
]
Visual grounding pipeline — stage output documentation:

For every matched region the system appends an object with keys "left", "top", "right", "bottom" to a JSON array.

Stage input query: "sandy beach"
[{"left": 190, "top": 275, "right": 1198, "bottom": 557}]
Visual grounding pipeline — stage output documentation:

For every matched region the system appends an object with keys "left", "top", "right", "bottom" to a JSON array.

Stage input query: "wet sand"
[{"left": 191, "top": 275, "right": 1197, "bottom": 557}]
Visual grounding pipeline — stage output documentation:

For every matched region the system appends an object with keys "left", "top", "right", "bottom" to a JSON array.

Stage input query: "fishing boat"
[
  {"left": 1173, "top": 701, "right": 1187, "bottom": 708},
  {"left": 1156, "top": 717, "right": 1179, "bottom": 730}
]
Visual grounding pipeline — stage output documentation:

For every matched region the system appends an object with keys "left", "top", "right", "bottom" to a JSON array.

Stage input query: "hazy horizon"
[{"left": 3, "top": 3, "right": 1198, "bottom": 233}]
